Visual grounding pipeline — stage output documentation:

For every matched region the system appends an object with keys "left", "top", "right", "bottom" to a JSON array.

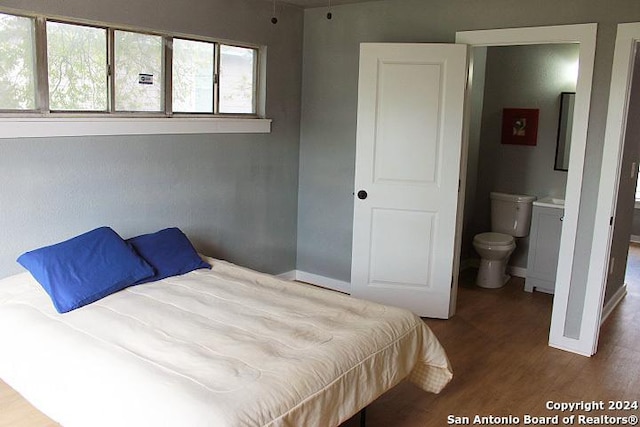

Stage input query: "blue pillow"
[
  {"left": 127, "top": 227, "right": 211, "bottom": 284},
  {"left": 17, "top": 227, "right": 155, "bottom": 313}
]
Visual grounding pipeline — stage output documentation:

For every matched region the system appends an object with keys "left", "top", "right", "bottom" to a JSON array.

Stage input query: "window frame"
[
  {"left": 217, "top": 43, "right": 260, "bottom": 116},
  {"left": 45, "top": 18, "right": 110, "bottom": 114},
  {"left": 0, "top": 11, "right": 39, "bottom": 113},
  {"left": 170, "top": 35, "right": 217, "bottom": 115},
  {"left": 112, "top": 28, "right": 168, "bottom": 114},
  {"left": 0, "top": 9, "right": 268, "bottom": 137}
]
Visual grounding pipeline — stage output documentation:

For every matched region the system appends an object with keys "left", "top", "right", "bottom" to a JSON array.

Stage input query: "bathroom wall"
[{"left": 464, "top": 43, "right": 580, "bottom": 269}]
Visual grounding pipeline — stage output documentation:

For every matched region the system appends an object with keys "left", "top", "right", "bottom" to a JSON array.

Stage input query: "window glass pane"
[
  {"left": 47, "top": 21, "right": 107, "bottom": 111},
  {"left": 219, "top": 45, "right": 256, "bottom": 114},
  {"left": 172, "top": 39, "right": 214, "bottom": 113},
  {"left": 115, "top": 30, "right": 163, "bottom": 112},
  {"left": 0, "top": 13, "right": 36, "bottom": 110}
]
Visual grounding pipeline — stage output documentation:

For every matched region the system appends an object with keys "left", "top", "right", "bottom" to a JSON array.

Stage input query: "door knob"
[{"left": 357, "top": 190, "right": 368, "bottom": 200}]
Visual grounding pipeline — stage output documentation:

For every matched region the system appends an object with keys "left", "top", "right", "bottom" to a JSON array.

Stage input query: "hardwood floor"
[
  {"left": 341, "top": 250, "right": 640, "bottom": 426},
  {"left": 2, "top": 250, "right": 639, "bottom": 427},
  {"left": 0, "top": 382, "right": 58, "bottom": 427}
]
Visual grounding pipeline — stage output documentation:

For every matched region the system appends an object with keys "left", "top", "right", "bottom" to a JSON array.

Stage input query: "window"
[
  {"left": 172, "top": 38, "right": 215, "bottom": 113},
  {"left": 114, "top": 30, "right": 163, "bottom": 112},
  {"left": 0, "top": 13, "right": 36, "bottom": 110},
  {"left": 219, "top": 45, "right": 256, "bottom": 114},
  {"left": 0, "top": 11, "right": 261, "bottom": 118},
  {"left": 47, "top": 21, "right": 108, "bottom": 111}
]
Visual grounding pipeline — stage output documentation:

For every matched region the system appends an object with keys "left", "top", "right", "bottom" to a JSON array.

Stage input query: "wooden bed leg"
[{"left": 359, "top": 407, "right": 367, "bottom": 427}]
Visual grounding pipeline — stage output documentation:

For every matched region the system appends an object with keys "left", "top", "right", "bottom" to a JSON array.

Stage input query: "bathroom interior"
[{"left": 460, "top": 42, "right": 580, "bottom": 303}]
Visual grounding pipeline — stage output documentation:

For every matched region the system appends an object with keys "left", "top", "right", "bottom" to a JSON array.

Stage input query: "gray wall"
[
  {"left": 0, "top": 0, "right": 304, "bottom": 278},
  {"left": 297, "top": 0, "right": 640, "bottom": 338},
  {"left": 461, "top": 47, "right": 487, "bottom": 262},
  {"left": 633, "top": 208, "right": 640, "bottom": 237},
  {"left": 465, "top": 44, "right": 577, "bottom": 269},
  {"left": 606, "top": 45, "right": 640, "bottom": 302}
]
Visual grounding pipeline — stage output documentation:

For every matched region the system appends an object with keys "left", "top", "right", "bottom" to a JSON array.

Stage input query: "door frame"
[
  {"left": 456, "top": 24, "right": 598, "bottom": 355},
  {"left": 586, "top": 23, "right": 640, "bottom": 355}
]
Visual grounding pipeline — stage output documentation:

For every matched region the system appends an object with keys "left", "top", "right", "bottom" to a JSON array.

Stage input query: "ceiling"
[{"left": 272, "top": 0, "right": 377, "bottom": 9}]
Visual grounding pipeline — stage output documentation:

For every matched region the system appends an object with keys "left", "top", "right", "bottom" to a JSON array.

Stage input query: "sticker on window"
[{"left": 138, "top": 74, "right": 154, "bottom": 85}]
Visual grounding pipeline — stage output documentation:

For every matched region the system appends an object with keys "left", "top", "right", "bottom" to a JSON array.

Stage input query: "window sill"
[{"left": 0, "top": 117, "right": 272, "bottom": 139}]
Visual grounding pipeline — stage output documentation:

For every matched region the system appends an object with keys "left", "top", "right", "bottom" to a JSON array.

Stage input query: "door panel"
[
  {"left": 369, "top": 208, "right": 434, "bottom": 287},
  {"left": 374, "top": 62, "right": 442, "bottom": 184},
  {"left": 351, "top": 43, "right": 467, "bottom": 318}
]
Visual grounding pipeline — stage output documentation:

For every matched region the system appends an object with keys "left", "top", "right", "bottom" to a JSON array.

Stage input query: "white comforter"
[{"left": 0, "top": 257, "right": 452, "bottom": 427}]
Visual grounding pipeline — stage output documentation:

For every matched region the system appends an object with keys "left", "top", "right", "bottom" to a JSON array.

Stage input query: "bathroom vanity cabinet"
[{"left": 525, "top": 201, "right": 564, "bottom": 294}]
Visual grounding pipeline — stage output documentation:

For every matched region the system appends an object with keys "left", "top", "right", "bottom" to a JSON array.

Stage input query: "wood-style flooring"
[
  {"left": 2, "top": 247, "right": 640, "bottom": 427},
  {"left": 341, "top": 246, "right": 640, "bottom": 426}
]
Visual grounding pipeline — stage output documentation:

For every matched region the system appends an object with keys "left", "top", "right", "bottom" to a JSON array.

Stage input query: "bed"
[{"left": 0, "top": 240, "right": 452, "bottom": 426}]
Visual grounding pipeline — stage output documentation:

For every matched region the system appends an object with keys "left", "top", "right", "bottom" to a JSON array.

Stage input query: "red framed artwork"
[{"left": 501, "top": 108, "right": 539, "bottom": 146}]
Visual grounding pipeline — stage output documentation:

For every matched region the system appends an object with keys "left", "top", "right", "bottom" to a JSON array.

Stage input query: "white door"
[{"left": 351, "top": 43, "right": 468, "bottom": 318}]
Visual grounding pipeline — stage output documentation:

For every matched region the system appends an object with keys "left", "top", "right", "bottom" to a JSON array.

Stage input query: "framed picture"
[{"left": 501, "top": 108, "right": 539, "bottom": 146}]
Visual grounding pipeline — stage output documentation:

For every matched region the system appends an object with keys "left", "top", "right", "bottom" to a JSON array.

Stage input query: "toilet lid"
[{"left": 473, "top": 232, "right": 514, "bottom": 246}]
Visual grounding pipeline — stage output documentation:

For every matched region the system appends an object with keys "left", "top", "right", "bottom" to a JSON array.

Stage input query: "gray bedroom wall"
[
  {"left": 0, "top": 0, "right": 304, "bottom": 278},
  {"left": 605, "top": 46, "right": 640, "bottom": 304},
  {"left": 466, "top": 44, "right": 577, "bottom": 270},
  {"left": 633, "top": 210, "right": 640, "bottom": 237},
  {"left": 297, "top": 0, "right": 640, "bottom": 338}
]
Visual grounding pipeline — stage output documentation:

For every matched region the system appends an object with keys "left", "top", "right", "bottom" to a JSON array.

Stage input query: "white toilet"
[{"left": 473, "top": 192, "right": 536, "bottom": 289}]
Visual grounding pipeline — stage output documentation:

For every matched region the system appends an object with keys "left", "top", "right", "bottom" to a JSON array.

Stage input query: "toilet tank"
[{"left": 490, "top": 192, "right": 537, "bottom": 237}]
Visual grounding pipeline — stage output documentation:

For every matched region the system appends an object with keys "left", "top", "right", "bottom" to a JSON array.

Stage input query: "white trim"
[
  {"left": 296, "top": 271, "right": 351, "bottom": 294},
  {"left": 548, "top": 340, "right": 593, "bottom": 357},
  {"left": 277, "top": 270, "right": 351, "bottom": 294},
  {"left": 0, "top": 117, "right": 272, "bottom": 139},
  {"left": 630, "top": 235, "right": 640, "bottom": 244},
  {"left": 456, "top": 24, "right": 598, "bottom": 356},
  {"left": 457, "top": 24, "right": 595, "bottom": 46},
  {"left": 276, "top": 270, "right": 298, "bottom": 281},
  {"left": 600, "top": 284, "right": 628, "bottom": 325},
  {"left": 586, "top": 23, "right": 640, "bottom": 357}
]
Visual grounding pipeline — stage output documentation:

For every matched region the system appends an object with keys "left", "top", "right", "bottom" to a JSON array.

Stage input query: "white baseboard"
[
  {"left": 600, "top": 283, "right": 628, "bottom": 325},
  {"left": 285, "top": 261, "right": 527, "bottom": 294},
  {"left": 277, "top": 270, "right": 297, "bottom": 281},
  {"left": 630, "top": 235, "right": 640, "bottom": 244},
  {"left": 277, "top": 270, "right": 351, "bottom": 294}
]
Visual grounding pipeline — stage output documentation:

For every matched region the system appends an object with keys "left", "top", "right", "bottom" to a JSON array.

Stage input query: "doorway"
[
  {"left": 455, "top": 25, "right": 597, "bottom": 355},
  {"left": 461, "top": 42, "right": 579, "bottom": 278},
  {"left": 348, "top": 25, "right": 598, "bottom": 356}
]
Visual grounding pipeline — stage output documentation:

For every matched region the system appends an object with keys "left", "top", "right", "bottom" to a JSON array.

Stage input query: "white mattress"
[{"left": 0, "top": 257, "right": 452, "bottom": 427}]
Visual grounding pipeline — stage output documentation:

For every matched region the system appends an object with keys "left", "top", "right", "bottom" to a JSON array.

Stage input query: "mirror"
[{"left": 554, "top": 91, "right": 575, "bottom": 171}]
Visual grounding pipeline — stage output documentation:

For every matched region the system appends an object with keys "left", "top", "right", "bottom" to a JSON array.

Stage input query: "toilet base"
[{"left": 476, "top": 258, "right": 510, "bottom": 289}]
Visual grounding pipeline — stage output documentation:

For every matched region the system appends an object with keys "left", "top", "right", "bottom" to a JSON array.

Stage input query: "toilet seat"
[{"left": 473, "top": 232, "right": 514, "bottom": 247}]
